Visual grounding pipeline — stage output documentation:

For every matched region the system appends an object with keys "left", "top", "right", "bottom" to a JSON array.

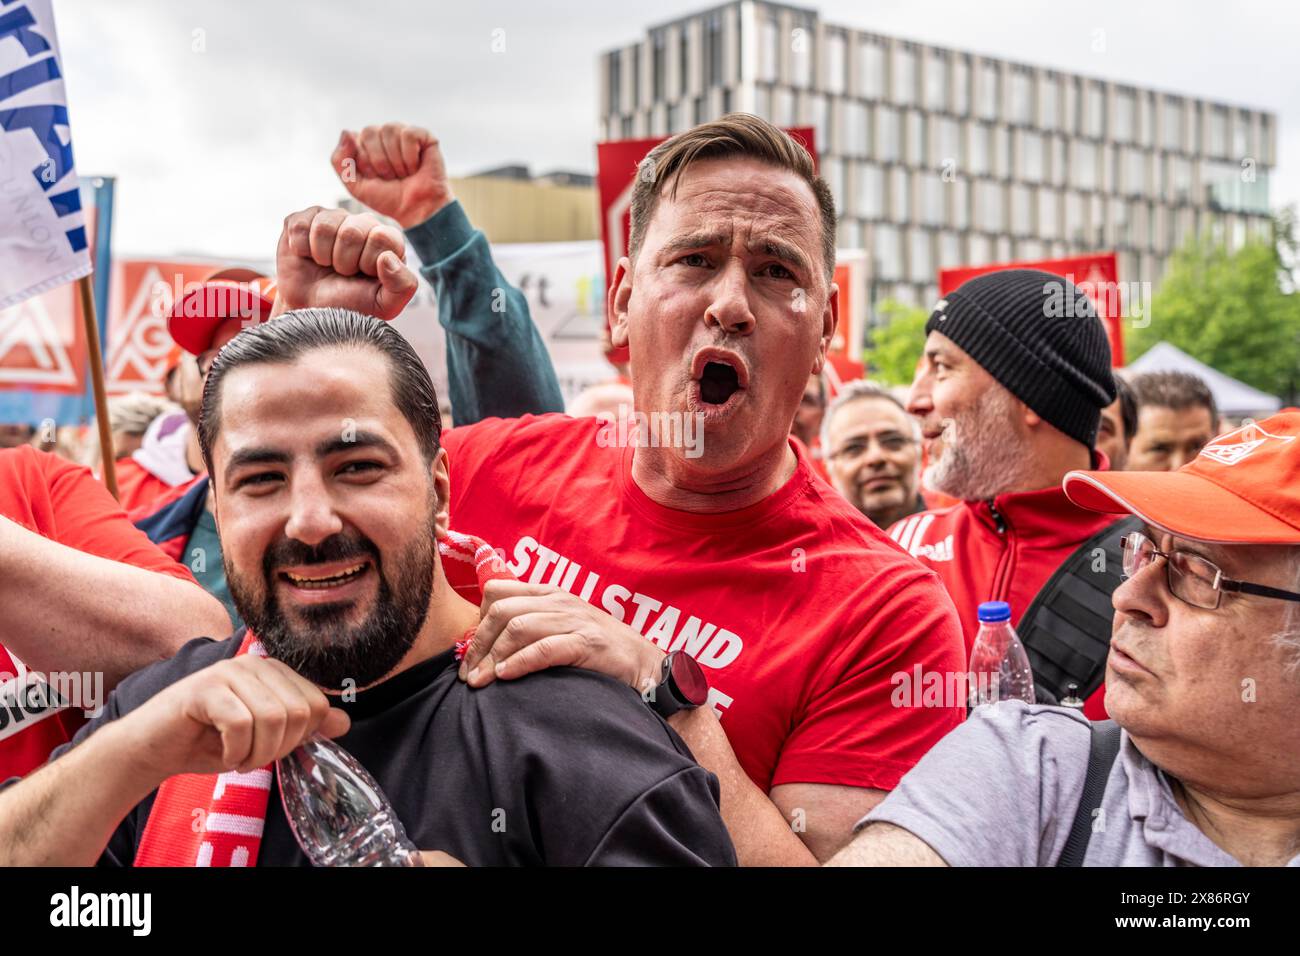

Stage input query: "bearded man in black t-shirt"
[{"left": 0, "top": 308, "right": 734, "bottom": 868}]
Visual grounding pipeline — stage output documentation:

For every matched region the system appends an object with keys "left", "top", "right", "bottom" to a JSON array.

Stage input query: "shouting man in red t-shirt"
[{"left": 272, "top": 115, "right": 967, "bottom": 864}]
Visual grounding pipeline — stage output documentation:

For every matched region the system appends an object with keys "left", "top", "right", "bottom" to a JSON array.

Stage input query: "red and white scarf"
[{"left": 134, "top": 532, "right": 512, "bottom": 867}]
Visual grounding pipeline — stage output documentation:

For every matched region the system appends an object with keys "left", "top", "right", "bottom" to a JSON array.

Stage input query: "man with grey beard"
[{"left": 888, "top": 269, "right": 1124, "bottom": 716}]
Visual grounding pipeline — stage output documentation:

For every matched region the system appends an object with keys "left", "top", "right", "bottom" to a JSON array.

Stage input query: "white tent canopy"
[{"left": 1124, "top": 342, "right": 1282, "bottom": 417}]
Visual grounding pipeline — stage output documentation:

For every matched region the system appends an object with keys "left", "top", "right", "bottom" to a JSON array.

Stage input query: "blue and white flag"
[{"left": 0, "top": 0, "right": 90, "bottom": 310}]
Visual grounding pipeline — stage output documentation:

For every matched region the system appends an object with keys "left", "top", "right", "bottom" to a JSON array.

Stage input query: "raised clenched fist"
[
  {"left": 331, "top": 123, "right": 454, "bottom": 229},
  {"left": 274, "top": 206, "right": 419, "bottom": 320}
]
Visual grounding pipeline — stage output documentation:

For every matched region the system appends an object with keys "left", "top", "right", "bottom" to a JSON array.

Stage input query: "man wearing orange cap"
[{"left": 830, "top": 413, "right": 1300, "bottom": 867}]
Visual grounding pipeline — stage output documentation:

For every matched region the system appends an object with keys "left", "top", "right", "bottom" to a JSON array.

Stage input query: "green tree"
[
  {"left": 864, "top": 299, "right": 930, "bottom": 385},
  {"left": 1129, "top": 215, "right": 1300, "bottom": 403}
]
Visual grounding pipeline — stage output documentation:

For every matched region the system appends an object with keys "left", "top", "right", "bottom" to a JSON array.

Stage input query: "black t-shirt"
[{"left": 38, "top": 631, "right": 736, "bottom": 867}]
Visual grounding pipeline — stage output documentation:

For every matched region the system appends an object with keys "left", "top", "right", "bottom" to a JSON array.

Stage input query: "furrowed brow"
[
  {"left": 757, "top": 237, "right": 811, "bottom": 276},
  {"left": 660, "top": 232, "right": 730, "bottom": 259}
]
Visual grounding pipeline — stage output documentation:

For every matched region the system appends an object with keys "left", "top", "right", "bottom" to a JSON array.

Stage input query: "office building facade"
[{"left": 599, "top": 1, "right": 1276, "bottom": 313}]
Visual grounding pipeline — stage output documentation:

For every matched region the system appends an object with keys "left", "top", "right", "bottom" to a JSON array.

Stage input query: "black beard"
[{"left": 226, "top": 519, "right": 435, "bottom": 690}]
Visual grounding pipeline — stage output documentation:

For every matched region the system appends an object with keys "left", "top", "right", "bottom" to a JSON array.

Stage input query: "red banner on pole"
[
  {"left": 938, "top": 252, "right": 1125, "bottom": 366},
  {"left": 105, "top": 260, "right": 223, "bottom": 394}
]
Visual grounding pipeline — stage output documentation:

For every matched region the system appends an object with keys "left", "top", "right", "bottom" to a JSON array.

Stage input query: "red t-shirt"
[
  {"left": 441, "top": 414, "right": 966, "bottom": 792},
  {"left": 790, "top": 433, "right": 831, "bottom": 484},
  {"left": 0, "top": 446, "right": 197, "bottom": 778}
]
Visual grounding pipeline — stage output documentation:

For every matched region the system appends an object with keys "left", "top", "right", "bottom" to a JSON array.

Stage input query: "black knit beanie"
[{"left": 924, "top": 269, "right": 1117, "bottom": 448}]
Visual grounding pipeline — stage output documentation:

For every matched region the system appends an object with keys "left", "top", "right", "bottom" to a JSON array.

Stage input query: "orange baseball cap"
[
  {"left": 167, "top": 267, "right": 278, "bottom": 356},
  {"left": 1063, "top": 412, "right": 1300, "bottom": 544}
]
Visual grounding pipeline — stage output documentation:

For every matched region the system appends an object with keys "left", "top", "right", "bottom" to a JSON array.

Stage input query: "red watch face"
[{"left": 670, "top": 652, "right": 710, "bottom": 706}]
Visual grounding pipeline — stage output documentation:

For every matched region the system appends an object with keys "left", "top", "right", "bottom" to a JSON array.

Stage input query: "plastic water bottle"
[
  {"left": 968, "top": 601, "right": 1036, "bottom": 709},
  {"left": 277, "top": 734, "right": 424, "bottom": 867}
]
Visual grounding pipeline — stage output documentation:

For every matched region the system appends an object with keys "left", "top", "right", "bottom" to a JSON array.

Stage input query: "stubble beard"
[{"left": 923, "top": 389, "right": 1035, "bottom": 501}]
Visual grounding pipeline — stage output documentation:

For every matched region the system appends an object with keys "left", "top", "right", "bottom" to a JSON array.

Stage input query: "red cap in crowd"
[{"left": 167, "top": 267, "right": 278, "bottom": 356}]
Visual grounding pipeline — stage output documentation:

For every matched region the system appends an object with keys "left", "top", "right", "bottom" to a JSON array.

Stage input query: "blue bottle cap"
[{"left": 977, "top": 601, "right": 1012, "bottom": 623}]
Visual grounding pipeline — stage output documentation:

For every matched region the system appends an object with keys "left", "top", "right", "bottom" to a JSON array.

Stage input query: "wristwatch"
[{"left": 645, "top": 651, "right": 709, "bottom": 719}]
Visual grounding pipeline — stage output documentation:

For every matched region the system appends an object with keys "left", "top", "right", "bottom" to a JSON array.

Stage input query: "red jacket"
[{"left": 887, "top": 482, "right": 1118, "bottom": 719}]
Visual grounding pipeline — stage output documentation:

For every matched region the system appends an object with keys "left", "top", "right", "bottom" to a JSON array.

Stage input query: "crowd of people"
[{"left": 0, "top": 113, "right": 1297, "bottom": 868}]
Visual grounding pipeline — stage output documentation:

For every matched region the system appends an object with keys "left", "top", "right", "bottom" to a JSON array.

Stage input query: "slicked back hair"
[
  {"left": 198, "top": 308, "right": 442, "bottom": 475},
  {"left": 628, "top": 112, "right": 837, "bottom": 283}
]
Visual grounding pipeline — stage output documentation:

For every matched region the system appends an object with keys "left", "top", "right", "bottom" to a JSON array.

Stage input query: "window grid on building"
[{"left": 601, "top": 1, "right": 1275, "bottom": 315}]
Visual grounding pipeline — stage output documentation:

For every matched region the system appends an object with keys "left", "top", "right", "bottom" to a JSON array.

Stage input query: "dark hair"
[
  {"left": 629, "top": 112, "right": 837, "bottom": 282},
  {"left": 1129, "top": 370, "right": 1218, "bottom": 425},
  {"left": 1114, "top": 375, "right": 1139, "bottom": 447},
  {"left": 198, "top": 308, "right": 442, "bottom": 474}
]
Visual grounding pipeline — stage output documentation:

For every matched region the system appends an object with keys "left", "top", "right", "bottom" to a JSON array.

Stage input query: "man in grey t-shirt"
[{"left": 829, "top": 413, "right": 1300, "bottom": 867}]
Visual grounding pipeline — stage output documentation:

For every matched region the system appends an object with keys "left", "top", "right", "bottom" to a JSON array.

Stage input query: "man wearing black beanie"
[{"left": 886, "top": 269, "right": 1128, "bottom": 717}]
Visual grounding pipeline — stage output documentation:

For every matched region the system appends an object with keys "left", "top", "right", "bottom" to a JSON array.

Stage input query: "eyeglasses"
[
  {"left": 1120, "top": 531, "right": 1300, "bottom": 610},
  {"left": 827, "top": 434, "right": 916, "bottom": 460}
]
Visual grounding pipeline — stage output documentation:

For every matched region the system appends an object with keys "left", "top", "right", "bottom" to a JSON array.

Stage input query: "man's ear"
[
  {"left": 607, "top": 255, "right": 633, "bottom": 349},
  {"left": 430, "top": 447, "right": 451, "bottom": 539},
  {"left": 811, "top": 280, "right": 839, "bottom": 375}
]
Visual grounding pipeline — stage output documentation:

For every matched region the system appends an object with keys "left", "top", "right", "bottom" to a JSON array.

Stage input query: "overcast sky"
[{"left": 54, "top": 0, "right": 1298, "bottom": 259}]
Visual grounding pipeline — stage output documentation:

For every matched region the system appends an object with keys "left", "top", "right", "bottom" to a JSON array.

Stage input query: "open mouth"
[
  {"left": 699, "top": 362, "right": 740, "bottom": 405},
  {"left": 689, "top": 348, "right": 749, "bottom": 411},
  {"left": 279, "top": 560, "right": 372, "bottom": 592}
]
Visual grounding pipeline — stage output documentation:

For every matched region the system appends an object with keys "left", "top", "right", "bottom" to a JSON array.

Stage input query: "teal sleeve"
[{"left": 405, "top": 201, "right": 564, "bottom": 424}]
